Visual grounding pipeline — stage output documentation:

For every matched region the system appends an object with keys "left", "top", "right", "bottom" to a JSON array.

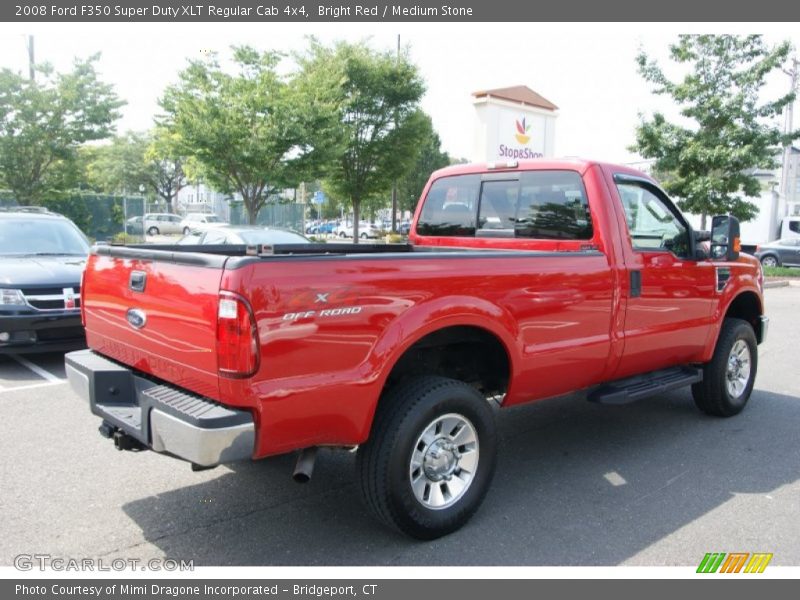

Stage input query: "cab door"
[{"left": 607, "top": 173, "right": 717, "bottom": 379}]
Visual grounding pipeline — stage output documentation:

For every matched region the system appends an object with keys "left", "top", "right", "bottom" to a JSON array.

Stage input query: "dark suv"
[{"left": 0, "top": 207, "right": 90, "bottom": 353}]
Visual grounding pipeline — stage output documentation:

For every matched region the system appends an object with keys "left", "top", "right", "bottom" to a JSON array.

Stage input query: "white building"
[
  {"left": 472, "top": 85, "right": 557, "bottom": 163},
  {"left": 175, "top": 183, "right": 235, "bottom": 221},
  {"left": 786, "top": 146, "right": 800, "bottom": 216}
]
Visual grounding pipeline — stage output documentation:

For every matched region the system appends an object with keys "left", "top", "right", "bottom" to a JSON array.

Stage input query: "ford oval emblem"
[{"left": 126, "top": 308, "right": 147, "bottom": 330}]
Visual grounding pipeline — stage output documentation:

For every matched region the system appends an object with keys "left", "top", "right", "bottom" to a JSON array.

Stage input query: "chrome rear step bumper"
[{"left": 65, "top": 349, "right": 254, "bottom": 467}]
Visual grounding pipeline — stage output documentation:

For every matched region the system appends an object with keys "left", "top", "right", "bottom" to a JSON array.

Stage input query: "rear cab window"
[{"left": 415, "top": 170, "right": 595, "bottom": 249}]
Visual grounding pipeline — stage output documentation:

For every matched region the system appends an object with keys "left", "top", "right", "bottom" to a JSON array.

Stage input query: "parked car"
[
  {"left": 317, "top": 222, "right": 338, "bottom": 235},
  {"left": 175, "top": 231, "right": 202, "bottom": 245},
  {"left": 176, "top": 225, "right": 310, "bottom": 246},
  {"left": 306, "top": 221, "right": 338, "bottom": 235},
  {"left": 125, "top": 216, "right": 143, "bottom": 235},
  {"left": 336, "top": 221, "right": 382, "bottom": 239},
  {"left": 205, "top": 227, "right": 309, "bottom": 245},
  {"left": 142, "top": 213, "right": 183, "bottom": 236},
  {"left": 179, "top": 213, "right": 227, "bottom": 234},
  {"left": 69, "top": 158, "right": 767, "bottom": 539},
  {"left": 754, "top": 238, "right": 800, "bottom": 268},
  {"left": 177, "top": 225, "right": 311, "bottom": 246},
  {"left": 0, "top": 207, "right": 89, "bottom": 353}
]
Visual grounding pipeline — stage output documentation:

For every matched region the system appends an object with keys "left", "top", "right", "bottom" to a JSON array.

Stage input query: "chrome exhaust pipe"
[{"left": 292, "top": 447, "right": 318, "bottom": 483}]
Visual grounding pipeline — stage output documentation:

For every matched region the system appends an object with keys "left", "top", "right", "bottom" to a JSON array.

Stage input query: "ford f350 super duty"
[{"left": 66, "top": 159, "right": 767, "bottom": 539}]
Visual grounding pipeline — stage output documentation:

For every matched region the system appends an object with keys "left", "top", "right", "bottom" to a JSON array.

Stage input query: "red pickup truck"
[{"left": 66, "top": 159, "right": 767, "bottom": 539}]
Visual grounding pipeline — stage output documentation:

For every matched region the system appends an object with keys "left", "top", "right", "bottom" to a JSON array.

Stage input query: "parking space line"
[
  {"left": 0, "top": 380, "right": 67, "bottom": 394},
  {"left": 604, "top": 471, "right": 627, "bottom": 486},
  {"left": 11, "top": 355, "right": 65, "bottom": 383}
]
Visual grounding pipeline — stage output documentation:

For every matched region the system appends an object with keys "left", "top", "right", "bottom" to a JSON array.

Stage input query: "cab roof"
[{"left": 429, "top": 158, "right": 654, "bottom": 181}]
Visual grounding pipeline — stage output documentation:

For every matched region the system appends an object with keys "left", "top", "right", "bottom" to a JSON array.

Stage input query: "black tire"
[
  {"left": 692, "top": 318, "right": 758, "bottom": 417},
  {"left": 147, "top": 226, "right": 159, "bottom": 236},
  {"left": 360, "top": 232, "right": 368, "bottom": 239},
  {"left": 183, "top": 226, "right": 191, "bottom": 235},
  {"left": 759, "top": 255, "right": 779, "bottom": 268},
  {"left": 339, "top": 231, "right": 347, "bottom": 238},
  {"left": 356, "top": 376, "right": 497, "bottom": 539}
]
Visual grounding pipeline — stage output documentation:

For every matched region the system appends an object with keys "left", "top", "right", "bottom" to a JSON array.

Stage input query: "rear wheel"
[
  {"left": 357, "top": 376, "right": 497, "bottom": 539},
  {"left": 360, "top": 232, "right": 368, "bottom": 239},
  {"left": 692, "top": 318, "right": 758, "bottom": 417},
  {"left": 759, "top": 255, "right": 779, "bottom": 268},
  {"left": 183, "top": 226, "right": 191, "bottom": 235}
]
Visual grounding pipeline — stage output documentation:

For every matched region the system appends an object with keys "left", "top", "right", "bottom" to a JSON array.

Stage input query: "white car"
[
  {"left": 142, "top": 213, "right": 184, "bottom": 236},
  {"left": 179, "top": 213, "right": 227, "bottom": 234},
  {"left": 336, "top": 221, "right": 382, "bottom": 239}
]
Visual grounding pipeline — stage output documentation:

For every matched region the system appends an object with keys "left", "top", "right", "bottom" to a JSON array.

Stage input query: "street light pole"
[
  {"left": 780, "top": 56, "right": 799, "bottom": 212},
  {"left": 26, "top": 35, "right": 34, "bottom": 81},
  {"left": 391, "top": 34, "right": 400, "bottom": 233}
]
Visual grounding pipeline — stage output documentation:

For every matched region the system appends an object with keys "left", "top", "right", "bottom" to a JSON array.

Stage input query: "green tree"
[
  {"left": 301, "top": 41, "right": 427, "bottom": 241},
  {"left": 158, "top": 46, "right": 340, "bottom": 224},
  {"left": 396, "top": 114, "right": 450, "bottom": 214},
  {"left": 84, "top": 132, "right": 149, "bottom": 194},
  {"left": 632, "top": 35, "right": 798, "bottom": 227},
  {"left": 0, "top": 55, "right": 124, "bottom": 204},
  {"left": 85, "top": 130, "right": 185, "bottom": 211}
]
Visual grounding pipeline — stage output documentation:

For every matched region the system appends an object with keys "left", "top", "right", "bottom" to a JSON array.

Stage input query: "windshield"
[
  {"left": 205, "top": 215, "right": 221, "bottom": 222},
  {"left": 0, "top": 218, "right": 90, "bottom": 256},
  {"left": 236, "top": 229, "right": 309, "bottom": 244}
]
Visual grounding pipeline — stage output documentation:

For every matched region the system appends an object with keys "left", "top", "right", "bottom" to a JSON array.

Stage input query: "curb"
[{"left": 764, "top": 280, "right": 790, "bottom": 289}]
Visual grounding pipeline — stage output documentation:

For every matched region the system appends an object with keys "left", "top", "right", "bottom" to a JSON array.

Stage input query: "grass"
[{"left": 763, "top": 266, "right": 800, "bottom": 278}]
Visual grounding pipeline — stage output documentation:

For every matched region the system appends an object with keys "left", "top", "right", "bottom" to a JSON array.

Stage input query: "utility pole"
[
  {"left": 780, "top": 56, "right": 798, "bottom": 209},
  {"left": 390, "top": 34, "right": 400, "bottom": 233},
  {"left": 26, "top": 35, "right": 35, "bottom": 81}
]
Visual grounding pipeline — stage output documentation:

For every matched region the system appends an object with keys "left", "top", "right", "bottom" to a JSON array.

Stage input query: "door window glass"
[{"left": 616, "top": 182, "right": 690, "bottom": 258}]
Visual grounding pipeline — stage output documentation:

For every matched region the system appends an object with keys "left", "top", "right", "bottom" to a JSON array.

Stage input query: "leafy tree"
[
  {"left": 158, "top": 46, "right": 341, "bottom": 224},
  {"left": 301, "top": 41, "right": 427, "bottom": 241},
  {"left": 145, "top": 128, "right": 187, "bottom": 211},
  {"left": 632, "top": 35, "right": 798, "bottom": 227},
  {"left": 396, "top": 114, "right": 450, "bottom": 214},
  {"left": 85, "top": 130, "right": 185, "bottom": 211},
  {"left": 84, "top": 132, "right": 149, "bottom": 194},
  {"left": 0, "top": 55, "right": 124, "bottom": 204}
]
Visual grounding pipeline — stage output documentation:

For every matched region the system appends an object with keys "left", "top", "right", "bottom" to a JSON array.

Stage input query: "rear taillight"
[{"left": 216, "top": 291, "right": 260, "bottom": 378}]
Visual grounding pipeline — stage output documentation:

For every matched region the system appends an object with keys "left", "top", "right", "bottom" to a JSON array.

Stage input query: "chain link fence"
[
  {"left": 229, "top": 202, "right": 305, "bottom": 233},
  {"left": 0, "top": 192, "right": 146, "bottom": 242}
]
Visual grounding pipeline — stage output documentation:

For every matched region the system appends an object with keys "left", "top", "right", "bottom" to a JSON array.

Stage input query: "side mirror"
[{"left": 710, "top": 215, "right": 740, "bottom": 261}]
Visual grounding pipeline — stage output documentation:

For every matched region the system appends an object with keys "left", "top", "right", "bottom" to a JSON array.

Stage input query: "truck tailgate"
[{"left": 82, "top": 252, "right": 224, "bottom": 400}]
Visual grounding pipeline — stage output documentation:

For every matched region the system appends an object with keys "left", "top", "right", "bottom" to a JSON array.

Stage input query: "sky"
[{"left": 1, "top": 22, "right": 799, "bottom": 165}]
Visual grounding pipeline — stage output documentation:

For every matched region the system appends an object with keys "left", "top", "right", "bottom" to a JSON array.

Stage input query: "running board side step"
[{"left": 587, "top": 367, "right": 703, "bottom": 405}]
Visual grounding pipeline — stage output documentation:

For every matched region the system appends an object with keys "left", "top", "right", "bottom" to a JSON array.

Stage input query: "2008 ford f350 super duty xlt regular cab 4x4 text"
[{"left": 66, "top": 159, "right": 767, "bottom": 539}]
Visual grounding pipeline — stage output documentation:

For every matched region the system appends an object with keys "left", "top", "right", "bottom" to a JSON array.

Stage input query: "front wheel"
[
  {"left": 760, "top": 255, "right": 779, "bottom": 268},
  {"left": 360, "top": 232, "right": 368, "bottom": 239},
  {"left": 692, "top": 318, "right": 758, "bottom": 417},
  {"left": 147, "top": 226, "right": 159, "bottom": 236},
  {"left": 356, "top": 376, "right": 497, "bottom": 539}
]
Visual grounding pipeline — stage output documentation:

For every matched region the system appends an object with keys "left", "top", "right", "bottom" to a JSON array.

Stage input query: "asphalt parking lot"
[{"left": 1, "top": 286, "right": 799, "bottom": 567}]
